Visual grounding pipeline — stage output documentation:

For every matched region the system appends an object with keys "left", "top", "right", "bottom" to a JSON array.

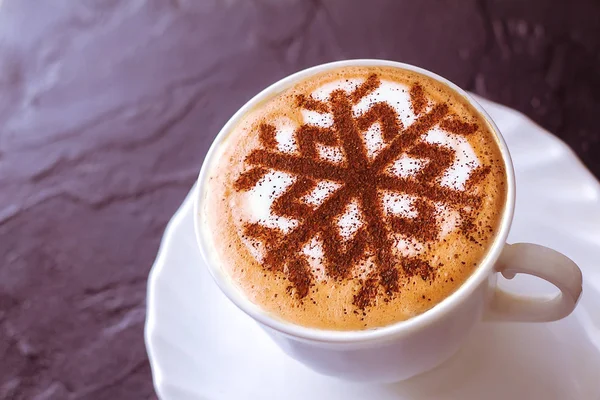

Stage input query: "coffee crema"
[{"left": 203, "top": 66, "right": 507, "bottom": 330}]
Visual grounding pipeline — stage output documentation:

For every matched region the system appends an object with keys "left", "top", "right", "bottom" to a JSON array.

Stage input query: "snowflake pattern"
[{"left": 234, "top": 74, "right": 487, "bottom": 308}]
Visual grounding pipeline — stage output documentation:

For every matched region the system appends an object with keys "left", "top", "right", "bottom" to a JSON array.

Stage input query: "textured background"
[{"left": 0, "top": 0, "right": 598, "bottom": 398}]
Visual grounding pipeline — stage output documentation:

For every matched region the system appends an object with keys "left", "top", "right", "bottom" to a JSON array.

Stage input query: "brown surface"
[{"left": 0, "top": 0, "right": 598, "bottom": 398}]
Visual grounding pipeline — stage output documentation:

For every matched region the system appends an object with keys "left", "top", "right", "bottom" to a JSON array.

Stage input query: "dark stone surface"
[{"left": 0, "top": 0, "right": 598, "bottom": 398}]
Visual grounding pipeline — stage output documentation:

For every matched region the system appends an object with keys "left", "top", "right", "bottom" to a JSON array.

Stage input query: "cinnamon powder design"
[{"left": 235, "top": 74, "right": 485, "bottom": 309}]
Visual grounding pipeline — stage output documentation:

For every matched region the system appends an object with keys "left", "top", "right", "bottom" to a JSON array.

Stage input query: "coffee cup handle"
[{"left": 484, "top": 243, "right": 583, "bottom": 322}]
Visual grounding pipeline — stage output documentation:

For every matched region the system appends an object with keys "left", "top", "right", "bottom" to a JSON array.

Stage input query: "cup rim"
[{"left": 193, "top": 59, "right": 516, "bottom": 344}]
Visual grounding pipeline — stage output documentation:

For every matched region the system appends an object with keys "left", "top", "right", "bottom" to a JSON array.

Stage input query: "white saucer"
[{"left": 145, "top": 96, "right": 600, "bottom": 400}]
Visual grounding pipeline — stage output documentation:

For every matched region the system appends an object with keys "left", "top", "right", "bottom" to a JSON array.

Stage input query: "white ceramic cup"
[{"left": 194, "top": 59, "right": 583, "bottom": 383}]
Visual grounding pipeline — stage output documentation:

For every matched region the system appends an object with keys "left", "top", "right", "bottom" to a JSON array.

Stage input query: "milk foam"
[
  {"left": 240, "top": 78, "right": 481, "bottom": 257},
  {"left": 309, "top": 78, "right": 480, "bottom": 191},
  {"left": 242, "top": 170, "right": 298, "bottom": 233},
  {"left": 317, "top": 144, "right": 345, "bottom": 163},
  {"left": 382, "top": 192, "right": 416, "bottom": 217},
  {"left": 302, "top": 236, "right": 327, "bottom": 281},
  {"left": 274, "top": 117, "right": 297, "bottom": 153},
  {"left": 302, "top": 180, "right": 342, "bottom": 206},
  {"left": 352, "top": 80, "right": 419, "bottom": 128},
  {"left": 424, "top": 126, "right": 480, "bottom": 190},
  {"left": 363, "top": 123, "right": 385, "bottom": 159},
  {"left": 389, "top": 155, "right": 426, "bottom": 178}
]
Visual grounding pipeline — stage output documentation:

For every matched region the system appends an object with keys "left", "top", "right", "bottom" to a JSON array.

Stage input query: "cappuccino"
[{"left": 202, "top": 66, "right": 507, "bottom": 330}]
